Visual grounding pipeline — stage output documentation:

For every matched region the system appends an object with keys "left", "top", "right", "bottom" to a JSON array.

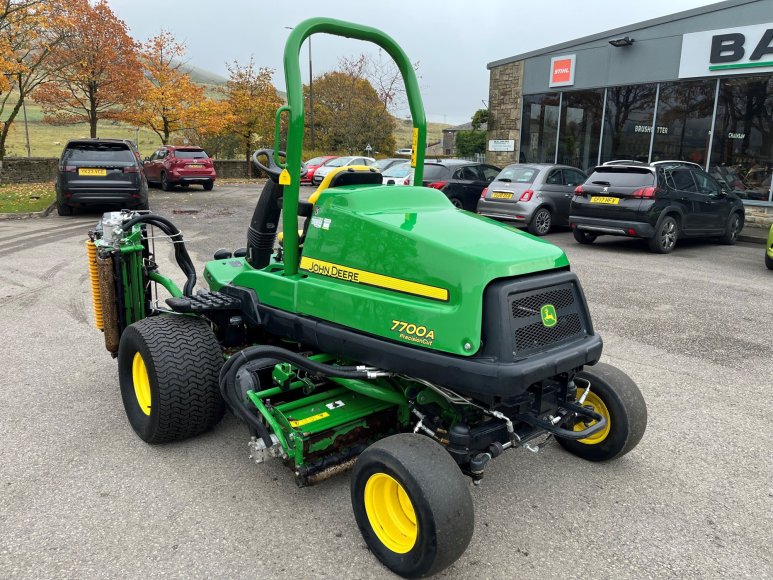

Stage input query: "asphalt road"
[{"left": 1, "top": 183, "right": 771, "bottom": 579}]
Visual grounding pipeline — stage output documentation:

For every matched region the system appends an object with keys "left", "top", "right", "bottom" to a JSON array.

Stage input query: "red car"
[
  {"left": 301, "top": 155, "right": 338, "bottom": 185},
  {"left": 143, "top": 146, "right": 216, "bottom": 191}
]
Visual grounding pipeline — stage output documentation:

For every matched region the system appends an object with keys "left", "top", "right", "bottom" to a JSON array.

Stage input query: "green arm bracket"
[{"left": 281, "top": 17, "right": 427, "bottom": 277}]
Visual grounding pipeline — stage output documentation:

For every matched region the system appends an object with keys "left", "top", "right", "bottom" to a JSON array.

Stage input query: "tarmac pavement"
[{"left": 0, "top": 183, "right": 771, "bottom": 579}]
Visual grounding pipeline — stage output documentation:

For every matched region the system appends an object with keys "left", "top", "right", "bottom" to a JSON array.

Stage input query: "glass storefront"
[
  {"left": 557, "top": 89, "right": 604, "bottom": 172},
  {"left": 709, "top": 76, "right": 773, "bottom": 203},
  {"left": 520, "top": 75, "right": 773, "bottom": 204}
]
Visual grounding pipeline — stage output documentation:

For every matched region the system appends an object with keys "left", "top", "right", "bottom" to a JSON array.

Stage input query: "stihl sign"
[
  {"left": 679, "top": 23, "right": 773, "bottom": 78},
  {"left": 549, "top": 54, "right": 576, "bottom": 87}
]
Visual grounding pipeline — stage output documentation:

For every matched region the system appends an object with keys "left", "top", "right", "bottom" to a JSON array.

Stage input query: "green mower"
[{"left": 85, "top": 18, "right": 647, "bottom": 578}]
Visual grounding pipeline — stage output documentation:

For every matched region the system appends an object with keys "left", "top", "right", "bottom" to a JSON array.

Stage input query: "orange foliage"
[{"left": 32, "top": 0, "right": 144, "bottom": 137}]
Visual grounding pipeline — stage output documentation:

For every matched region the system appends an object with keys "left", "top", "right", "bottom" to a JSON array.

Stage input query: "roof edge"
[{"left": 487, "top": 0, "right": 760, "bottom": 69}]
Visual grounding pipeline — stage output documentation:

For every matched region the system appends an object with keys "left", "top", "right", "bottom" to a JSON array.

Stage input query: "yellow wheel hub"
[
  {"left": 574, "top": 390, "right": 610, "bottom": 445},
  {"left": 132, "top": 352, "right": 152, "bottom": 416},
  {"left": 364, "top": 473, "right": 418, "bottom": 553}
]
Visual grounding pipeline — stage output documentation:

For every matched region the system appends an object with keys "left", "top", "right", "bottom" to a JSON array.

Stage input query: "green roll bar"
[{"left": 279, "top": 17, "right": 427, "bottom": 276}]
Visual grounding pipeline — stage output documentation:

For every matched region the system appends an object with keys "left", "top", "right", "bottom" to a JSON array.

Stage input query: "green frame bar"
[{"left": 281, "top": 17, "right": 427, "bottom": 276}]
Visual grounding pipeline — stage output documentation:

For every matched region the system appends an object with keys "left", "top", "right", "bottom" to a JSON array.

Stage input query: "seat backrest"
[{"left": 309, "top": 165, "right": 383, "bottom": 203}]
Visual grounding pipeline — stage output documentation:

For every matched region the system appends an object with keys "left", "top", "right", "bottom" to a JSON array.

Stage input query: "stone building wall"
[{"left": 486, "top": 60, "right": 523, "bottom": 167}]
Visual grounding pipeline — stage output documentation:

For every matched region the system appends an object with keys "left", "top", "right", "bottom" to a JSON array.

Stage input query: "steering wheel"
[{"left": 251, "top": 149, "right": 308, "bottom": 182}]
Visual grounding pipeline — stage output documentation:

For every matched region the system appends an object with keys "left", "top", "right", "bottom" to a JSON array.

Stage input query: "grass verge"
[{"left": 0, "top": 182, "right": 56, "bottom": 213}]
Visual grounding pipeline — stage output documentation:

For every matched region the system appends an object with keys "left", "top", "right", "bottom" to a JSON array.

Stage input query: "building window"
[
  {"left": 651, "top": 80, "right": 716, "bottom": 167},
  {"left": 709, "top": 75, "right": 773, "bottom": 203},
  {"left": 557, "top": 89, "right": 604, "bottom": 171},
  {"left": 600, "top": 84, "right": 657, "bottom": 163},
  {"left": 519, "top": 93, "right": 560, "bottom": 163}
]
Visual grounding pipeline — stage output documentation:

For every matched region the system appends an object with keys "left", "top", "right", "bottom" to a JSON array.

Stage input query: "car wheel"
[
  {"left": 160, "top": 172, "right": 172, "bottom": 191},
  {"left": 719, "top": 212, "right": 743, "bottom": 245},
  {"left": 528, "top": 207, "right": 552, "bottom": 236},
  {"left": 573, "top": 228, "right": 597, "bottom": 245},
  {"left": 647, "top": 215, "right": 678, "bottom": 254},
  {"left": 57, "top": 203, "right": 73, "bottom": 216},
  {"left": 203, "top": 180, "right": 214, "bottom": 191},
  {"left": 556, "top": 362, "right": 647, "bottom": 462},
  {"left": 351, "top": 434, "right": 474, "bottom": 578},
  {"left": 448, "top": 196, "right": 464, "bottom": 209},
  {"left": 766, "top": 253, "right": 773, "bottom": 270}
]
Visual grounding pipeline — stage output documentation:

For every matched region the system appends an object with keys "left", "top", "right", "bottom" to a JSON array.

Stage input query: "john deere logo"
[{"left": 540, "top": 304, "right": 557, "bottom": 327}]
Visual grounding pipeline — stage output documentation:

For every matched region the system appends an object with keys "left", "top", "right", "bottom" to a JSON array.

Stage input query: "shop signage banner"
[
  {"left": 488, "top": 139, "right": 515, "bottom": 152},
  {"left": 549, "top": 54, "right": 576, "bottom": 87},
  {"left": 679, "top": 23, "right": 773, "bottom": 78}
]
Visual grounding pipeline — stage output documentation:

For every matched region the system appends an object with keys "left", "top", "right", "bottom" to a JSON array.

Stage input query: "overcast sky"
[{"left": 107, "top": 0, "right": 725, "bottom": 126}]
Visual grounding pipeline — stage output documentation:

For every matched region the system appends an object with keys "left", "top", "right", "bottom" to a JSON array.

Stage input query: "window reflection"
[
  {"left": 558, "top": 89, "right": 604, "bottom": 172},
  {"left": 519, "top": 93, "right": 560, "bottom": 163},
  {"left": 601, "top": 84, "right": 657, "bottom": 163},
  {"left": 651, "top": 80, "right": 715, "bottom": 166}
]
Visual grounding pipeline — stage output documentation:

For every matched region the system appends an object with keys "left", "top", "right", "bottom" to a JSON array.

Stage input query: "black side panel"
[{"left": 247, "top": 180, "right": 283, "bottom": 269}]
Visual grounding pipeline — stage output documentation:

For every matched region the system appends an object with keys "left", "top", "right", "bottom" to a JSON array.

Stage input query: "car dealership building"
[{"left": 486, "top": 0, "right": 773, "bottom": 205}]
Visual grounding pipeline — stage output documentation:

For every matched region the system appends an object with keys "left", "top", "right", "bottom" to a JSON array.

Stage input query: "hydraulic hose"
[
  {"left": 121, "top": 214, "right": 197, "bottom": 296},
  {"left": 219, "top": 345, "right": 375, "bottom": 447}
]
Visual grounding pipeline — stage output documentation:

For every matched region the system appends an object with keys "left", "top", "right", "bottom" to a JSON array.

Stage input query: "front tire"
[
  {"left": 528, "top": 207, "right": 552, "bottom": 236},
  {"left": 557, "top": 362, "right": 647, "bottom": 462},
  {"left": 766, "top": 253, "right": 773, "bottom": 270},
  {"left": 647, "top": 215, "right": 678, "bottom": 254},
  {"left": 117, "top": 315, "right": 225, "bottom": 444},
  {"left": 719, "top": 212, "right": 742, "bottom": 245},
  {"left": 351, "top": 434, "right": 474, "bottom": 578}
]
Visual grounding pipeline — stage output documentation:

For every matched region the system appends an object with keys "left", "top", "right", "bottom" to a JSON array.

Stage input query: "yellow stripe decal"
[
  {"left": 300, "top": 257, "right": 449, "bottom": 301},
  {"left": 289, "top": 411, "right": 330, "bottom": 428}
]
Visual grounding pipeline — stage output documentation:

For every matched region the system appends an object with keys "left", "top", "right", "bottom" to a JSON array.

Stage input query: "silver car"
[{"left": 476, "top": 163, "right": 587, "bottom": 235}]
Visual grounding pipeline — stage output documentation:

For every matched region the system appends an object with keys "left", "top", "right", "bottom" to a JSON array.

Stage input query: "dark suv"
[
  {"left": 421, "top": 160, "right": 501, "bottom": 211},
  {"left": 56, "top": 139, "right": 148, "bottom": 216},
  {"left": 570, "top": 162, "right": 745, "bottom": 253}
]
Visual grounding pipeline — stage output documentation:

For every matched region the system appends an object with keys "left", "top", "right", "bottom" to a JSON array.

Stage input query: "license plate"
[
  {"left": 491, "top": 191, "right": 513, "bottom": 199},
  {"left": 590, "top": 196, "right": 620, "bottom": 205},
  {"left": 79, "top": 168, "right": 106, "bottom": 176},
  {"left": 187, "top": 164, "right": 204, "bottom": 169}
]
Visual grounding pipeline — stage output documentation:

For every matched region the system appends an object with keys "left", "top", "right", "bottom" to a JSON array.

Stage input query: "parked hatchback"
[
  {"left": 477, "top": 163, "right": 587, "bottom": 235},
  {"left": 301, "top": 155, "right": 338, "bottom": 185},
  {"left": 55, "top": 139, "right": 148, "bottom": 216},
  {"left": 313, "top": 156, "right": 377, "bottom": 185},
  {"left": 570, "top": 162, "right": 745, "bottom": 253},
  {"left": 420, "top": 160, "right": 501, "bottom": 211},
  {"left": 143, "top": 146, "right": 216, "bottom": 191}
]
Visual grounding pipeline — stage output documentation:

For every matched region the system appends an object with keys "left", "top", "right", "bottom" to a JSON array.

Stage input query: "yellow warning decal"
[
  {"left": 300, "top": 257, "right": 449, "bottom": 301},
  {"left": 279, "top": 168, "right": 291, "bottom": 185},
  {"left": 289, "top": 411, "right": 330, "bottom": 428},
  {"left": 411, "top": 128, "right": 419, "bottom": 167}
]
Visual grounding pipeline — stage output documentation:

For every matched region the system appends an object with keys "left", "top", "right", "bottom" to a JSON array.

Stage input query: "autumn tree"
[
  {"left": 310, "top": 57, "right": 395, "bottom": 155},
  {"left": 223, "top": 57, "right": 281, "bottom": 170},
  {"left": 33, "top": 0, "right": 144, "bottom": 138},
  {"left": 0, "top": 0, "right": 72, "bottom": 163},
  {"left": 128, "top": 30, "right": 215, "bottom": 145}
]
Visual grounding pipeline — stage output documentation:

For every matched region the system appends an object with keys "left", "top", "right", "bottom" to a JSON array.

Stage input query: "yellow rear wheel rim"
[
  {"left": 574, "top": 391, "right": 611, "bottom": 445},
  {"left": 364, "top": 473, "right": 418, "bottom": 554},
  {"left": 132, "top": 352, "right": 152, "bottom": 416}
]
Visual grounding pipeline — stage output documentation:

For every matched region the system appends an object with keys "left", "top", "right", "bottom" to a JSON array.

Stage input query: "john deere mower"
[{"left": 84, "top": 18, "right": 647, "bottom": 578}]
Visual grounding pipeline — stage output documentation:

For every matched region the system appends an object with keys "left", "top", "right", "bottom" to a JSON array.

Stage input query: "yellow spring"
[{"left": 85, "top": 240, "right": 104, "bottom": 330}]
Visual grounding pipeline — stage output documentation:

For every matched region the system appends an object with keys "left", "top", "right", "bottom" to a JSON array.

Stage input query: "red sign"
[{"left": 551, "top": 59, "right": 573, "bottom": 84}]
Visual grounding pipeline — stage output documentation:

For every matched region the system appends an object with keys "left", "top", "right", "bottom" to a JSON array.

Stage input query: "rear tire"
[
  {"left": 528, "top": 207, "right": 552, "bottom": 236},
  {"left": 57, "top": 202, "right": 73, "bottom": 216},
  {"left": 557, "top": 362, "right": 647, "bottom": 462},
  {"left": 117, "top": 315, "right": 225, "bottom": 444},
  {"left": 351, "top": 434, "right": 474, "bottom": 578},
  {"left": 719, "top": 212, "right": 742, "bottom": 245},
  {"left": 573, "top": 229, "right": 597, "bottom": 245},
  {"left": 203, "top": 180, "right": 214, "bottom": 191},
  {"left": 448, "top": 196, "right": 464, "bottom": 209},
  {"left": 160, "top": 172, "right": 172, "bottom": 191},
  {"left": 647, "top": 215, "right": 678, "bottom": 254}
]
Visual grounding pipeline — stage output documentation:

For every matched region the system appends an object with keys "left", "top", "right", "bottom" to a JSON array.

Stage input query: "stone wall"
[
  {"left": 486, "top": 60, "right": 523, "bottom": 167},
  {"left": 0, "top": 158, "right": 59, "bottom": 183},
  {"left": 0, "top": 157, "right": 258, "bottom": 182}
]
